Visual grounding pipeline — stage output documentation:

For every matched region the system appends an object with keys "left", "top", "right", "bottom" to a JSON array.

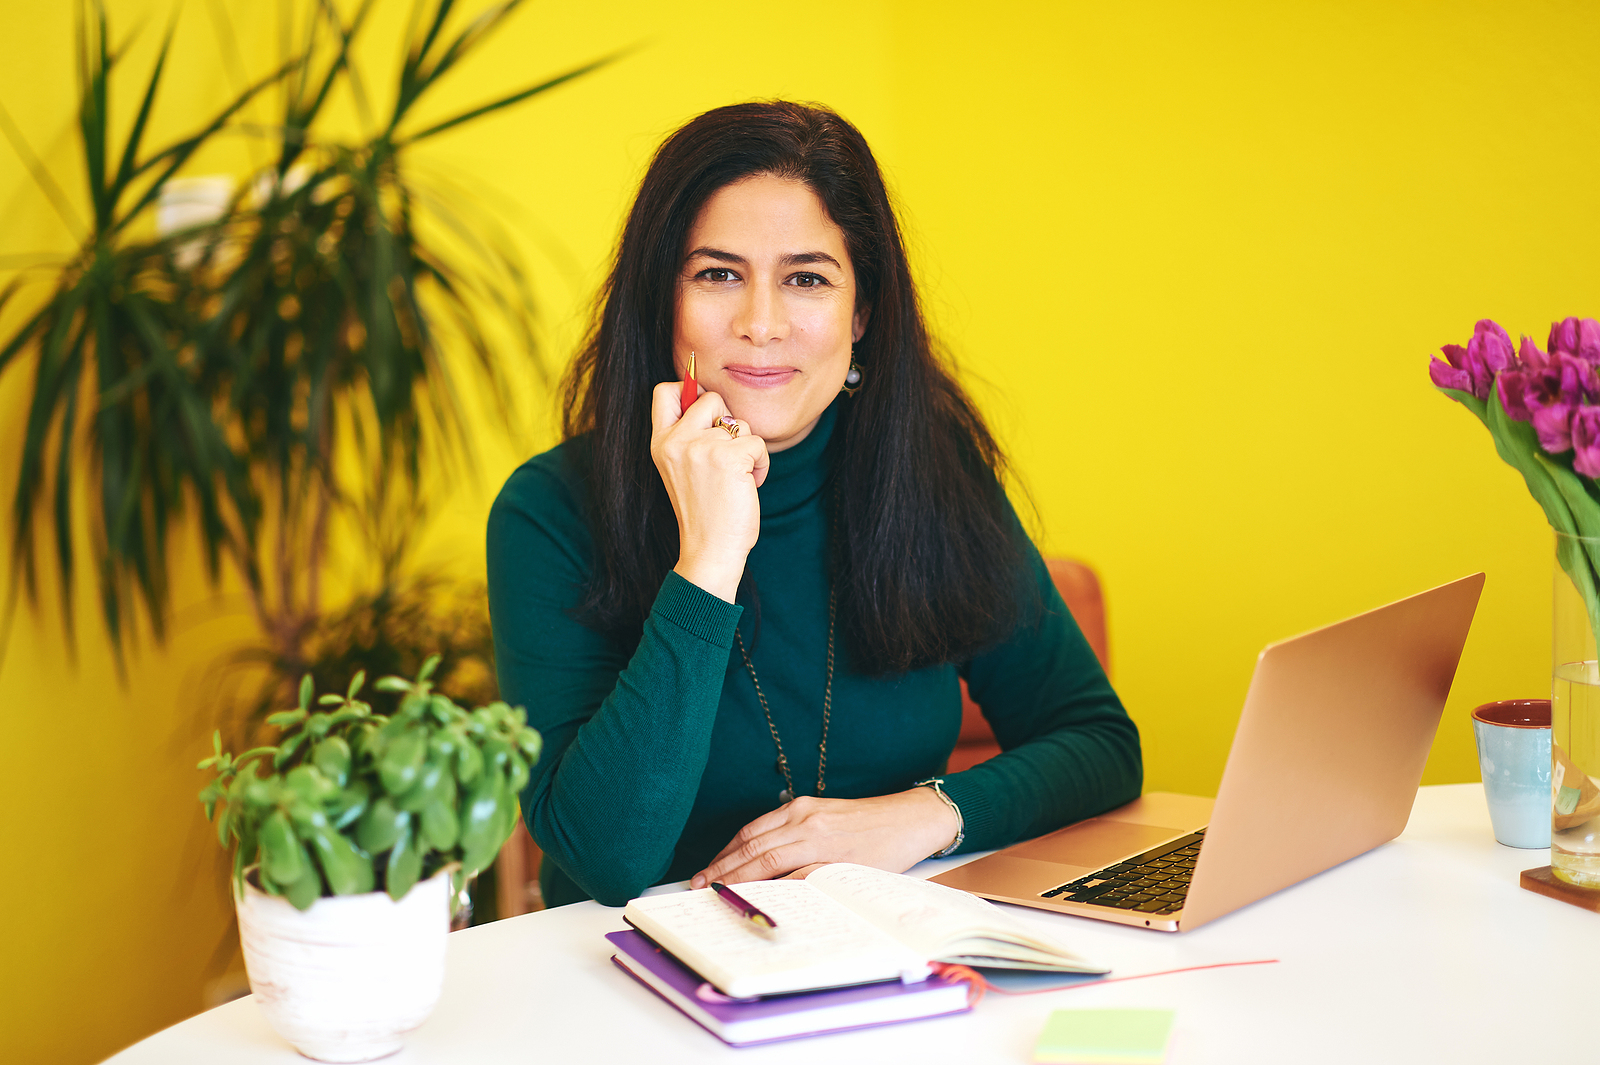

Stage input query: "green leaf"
[
  {"left": 428, "top": 732, "right": 457, "bottom": 761},
  {"left": 259, "top": 810, "right": 309, "bottom": 885},
  {"left": 418, "top": 653, "right": 441, "bottom": 682},
  {"left": 396, "top": 756, "right": 445, "bottom": 812},
  {"left": 386, "top": 819, "right": 423, "bottom": 901},
  {"left": 299, "top": 673, "right": 315, "bottom": 712},
  {"left": 274, "top": 730, "right": 311, "bottom": 770},
  {"left": 285, "top": 764, "right": 334, "bottom": 805},
  {"left": 284, "top": 866, "right": 322, "bottom": 911},
  {"left": 348, "top": 669, "right": 367, "bottom": 700},
  {"left": 307, "top": 823, "right": 374, "bottom": 896},
  {"left": 1435, "top": 385, "right": 1488, "bottom": 426},
  {"left": 399, "top": 51, "right": 622, "bottom": 145},
  {"left": 267, "top": 709, "right": 307, "bottom": 730},
  {"left": 1484, "top": 387, "right": 1577, "bottom": 535},
  {"left": 456, "top": 740, "right": 482, "bottom": 784},
  {"left": 356, "top": 796, "right": 406, "bottom": 854},
  {"left": 507, "top": 754, "right": 529, "bottom": 795},
  {"left": 379, "top": 729, "right": 427, "bottom": 793},
  {"left": 490, "top": 793, "right": 515, "bottom": 860},
  {"left": 330, "top": 778, "right": 371, "bottom": 830},
  {"left": 312, "top": 735, "right": 352, "bottom": 787},
  {"left": 428, "top": 693, "right": 459, "bottom": 724},
  {"left": 458, "top": 779, "right": 501, "bottom": 875},
  {"left": 419, "top": 796, "right": 458, "bottom": 851},
  {"left": 518, "top": 727, "right": 541, "bottom": 765},
  {"left": 108, "top": 16, "right": 176, "bottom": 205},
  {"left": 1535, "top": 453, "right": 1600, "bottom": 540}
]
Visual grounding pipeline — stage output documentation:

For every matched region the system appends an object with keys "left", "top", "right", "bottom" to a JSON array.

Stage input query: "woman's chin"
[{"left": 721, "top": 389, "right": 832, "bottom": 452}]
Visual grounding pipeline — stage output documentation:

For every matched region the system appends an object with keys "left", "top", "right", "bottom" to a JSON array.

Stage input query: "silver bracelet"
[{"left": 914, "top": 777, "right": 965, "bottom": 858}]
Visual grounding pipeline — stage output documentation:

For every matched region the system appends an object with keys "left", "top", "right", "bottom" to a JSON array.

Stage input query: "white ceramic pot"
[{"left": 235, "top": 867, "right": 451, "bottom": 1062}]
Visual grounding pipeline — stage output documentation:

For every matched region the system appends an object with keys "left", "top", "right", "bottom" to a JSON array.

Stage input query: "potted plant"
[
  {"left": 199, "top": 655, "right": 540, "bottom": 1062},
  {"left": 1, "top": 0, "right": 607, "bottom": 670}
]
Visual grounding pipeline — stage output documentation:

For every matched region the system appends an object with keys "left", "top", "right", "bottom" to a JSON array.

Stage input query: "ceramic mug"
[{"left": 1471, "top": 699, "right": 1552, "bottom": 849}]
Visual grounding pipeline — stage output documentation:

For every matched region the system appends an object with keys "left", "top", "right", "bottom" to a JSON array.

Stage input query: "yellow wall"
[{"left": 2, "top": 1, "right": 1592, "bottom": 1061}]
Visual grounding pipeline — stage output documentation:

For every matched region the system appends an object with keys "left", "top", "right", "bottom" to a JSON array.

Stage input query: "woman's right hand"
[{"left": 651, "top": 381, "right": 770, "bottom": 603}]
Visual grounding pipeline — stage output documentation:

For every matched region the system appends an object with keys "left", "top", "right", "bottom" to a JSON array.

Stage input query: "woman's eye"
[
  {"left": 788, "top": 272, "right": 828, "bottom": 288},
  {"left": 697, "top": 268, "right": 737, "bottom": 283}
]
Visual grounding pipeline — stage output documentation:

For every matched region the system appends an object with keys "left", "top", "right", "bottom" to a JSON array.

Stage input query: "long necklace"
[{"left": 734, "top": 584, "right": 836, "bottom": 804}]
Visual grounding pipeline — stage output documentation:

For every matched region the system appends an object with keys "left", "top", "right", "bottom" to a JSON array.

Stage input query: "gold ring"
[{"left": 718, "top": 415, "right": 741, "bottom": 438}]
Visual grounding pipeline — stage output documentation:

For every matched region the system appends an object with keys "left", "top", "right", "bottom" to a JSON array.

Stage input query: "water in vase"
[{"left": 1552, "top": 660, "right": 1600, "bottom": 886}]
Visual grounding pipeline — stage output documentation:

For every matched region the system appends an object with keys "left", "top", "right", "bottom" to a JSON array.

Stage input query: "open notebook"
[{"left": 622, "top": 863, "right": 1107, "bottom": 999}]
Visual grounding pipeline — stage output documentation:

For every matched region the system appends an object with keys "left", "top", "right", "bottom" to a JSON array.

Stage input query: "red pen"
[
  {"left": 680, "top": 352, "right": 697, "bottom": 414},
  {"left": 710, "top": 881, "right": 779, "bottom": 933}
]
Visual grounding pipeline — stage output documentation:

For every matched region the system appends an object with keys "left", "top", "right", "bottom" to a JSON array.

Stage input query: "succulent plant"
[{"left": 200, "top": 654, "right": 540, "bottom": 909}]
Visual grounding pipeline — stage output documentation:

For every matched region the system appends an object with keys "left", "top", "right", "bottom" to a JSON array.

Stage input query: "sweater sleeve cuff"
[
  {"left": 652, "top": 570, "right": 743, "bottom": 648},
  {"left": 938, "top": 774, "right": 1000, "bottom": 853}
]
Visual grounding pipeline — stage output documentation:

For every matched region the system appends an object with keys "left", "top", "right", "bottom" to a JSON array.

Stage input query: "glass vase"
[{"left": 1552, "top": 531, "right": 1600, "bottom": 887}]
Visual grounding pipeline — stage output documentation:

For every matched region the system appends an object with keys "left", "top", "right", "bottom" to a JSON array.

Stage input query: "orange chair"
[
  {"left": 491, "top": 556, "right": 1109, "bottom": 917},
  {"left": 947, "top": 558, "right": 1110, "bottom": 773}
]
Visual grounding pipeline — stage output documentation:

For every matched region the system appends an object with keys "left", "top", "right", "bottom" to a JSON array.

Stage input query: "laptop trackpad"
[{"left": 1005, "top": 820, "right": 1186, "bottom": 868}]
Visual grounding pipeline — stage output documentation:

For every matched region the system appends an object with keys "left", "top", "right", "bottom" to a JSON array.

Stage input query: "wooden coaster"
[{"left": 1521, "top": 866, "right": 1600, "bottom": 912}]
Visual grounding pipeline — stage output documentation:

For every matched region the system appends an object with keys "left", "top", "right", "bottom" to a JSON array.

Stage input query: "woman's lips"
[{"left": 722, "top": 365, "right": 798, "bottom": 389}]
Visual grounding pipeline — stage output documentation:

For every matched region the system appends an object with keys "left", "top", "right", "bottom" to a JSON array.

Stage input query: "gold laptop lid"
[{"left": 930, "top": 573, "right": 1484, "bottom": 933}]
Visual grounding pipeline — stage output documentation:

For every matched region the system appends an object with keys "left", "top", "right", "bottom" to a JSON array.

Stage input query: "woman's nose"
[{"left": 736, "top": 281, "right": 788, "bottom": 346}]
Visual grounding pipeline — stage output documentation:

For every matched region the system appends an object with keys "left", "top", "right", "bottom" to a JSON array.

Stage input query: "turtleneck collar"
[{"left": 758, "top": 394, "right": 841, "bottom": 518}]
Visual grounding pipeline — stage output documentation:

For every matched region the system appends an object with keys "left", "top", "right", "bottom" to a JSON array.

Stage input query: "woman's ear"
[{"left": 852, "top": 305, "right": 871, "bottom": 344}]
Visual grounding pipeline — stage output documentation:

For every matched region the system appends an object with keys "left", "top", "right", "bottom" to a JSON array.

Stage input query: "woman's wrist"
[
  {"left": 673, "top": 556, "right": 744, "bottom": 603},
  {"left": 906, "top": 781, "right": 963, "bottom": 858}
]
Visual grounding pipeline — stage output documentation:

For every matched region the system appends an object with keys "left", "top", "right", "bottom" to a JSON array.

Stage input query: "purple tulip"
[
  {"left": 1497, "top": 371, "right": 1531, "bottom": 420},
  {"left": 1548, "top": 318, "right": 1575, "bottom": 356},
  {"left": 1519, "top": 335, "right": 1550, "bottom": 372},
  {"left": 1491, "top": 335, "right": 1552, "bottom": 422},
  {"left": 1467, "top": 320, "right": 1514, "bottom": 378},
  {"left": 1430, "top": 342, "right": 1500, "bottom": 401},
  {"left": 1429, "top": 350, "right": 1474, "bottom": 394},
  {"left": 1548, "top": 317, "right": 1600, "bottom": 363},
  {"left": 1576, "top": 406, "right": 1600, "bottom": 475},
  {"left": 1575, "top": 406, "right": 1600, "bottom": 477},
  {"left": 1524, "top": 353, "right": 1599, "bottom": 452},
  {"left": 1534, "top": 404, "right": 1575, "bottom": 452}
]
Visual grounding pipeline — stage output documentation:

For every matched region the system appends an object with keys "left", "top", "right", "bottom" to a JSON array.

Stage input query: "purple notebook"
[{"left": 606, "top": 929, "right": 972, "bottom": 1047}]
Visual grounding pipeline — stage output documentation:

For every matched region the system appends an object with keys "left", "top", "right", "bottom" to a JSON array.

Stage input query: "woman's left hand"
[{"left": 690, "top": 788, "right": 961, "bottom": 888}]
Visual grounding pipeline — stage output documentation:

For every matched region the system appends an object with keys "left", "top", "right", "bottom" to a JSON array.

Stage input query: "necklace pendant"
[{"left": 779, "top": 788, "right": 793, "bottom": 804}]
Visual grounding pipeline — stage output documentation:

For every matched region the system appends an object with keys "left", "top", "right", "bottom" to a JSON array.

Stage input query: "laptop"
[{"left": 930, "top": 573, "right": 1485, "bottom": 932}]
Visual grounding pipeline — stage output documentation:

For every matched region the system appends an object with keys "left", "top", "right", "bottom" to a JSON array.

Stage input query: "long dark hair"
[{"left": 561, "top": 101, "right": 1033, "bottom": 673}]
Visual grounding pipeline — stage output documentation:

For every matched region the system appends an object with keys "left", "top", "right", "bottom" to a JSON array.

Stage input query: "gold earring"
[{"left": 841, "top": 350, "right": 862, "bottom": 396}]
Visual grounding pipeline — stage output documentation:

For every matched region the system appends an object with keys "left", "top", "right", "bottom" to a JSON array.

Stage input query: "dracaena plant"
[
  {"left": 0, "top": 0, "right": 609, "bottom": 675},
  {"left": 198, "top": 655, "right": 541, "bottom": 909},
  {"left": 0, "top": 4, "right": 294, "bottom": 654}
]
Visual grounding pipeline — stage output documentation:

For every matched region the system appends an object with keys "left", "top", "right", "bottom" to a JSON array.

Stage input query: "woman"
[{"left": 487, "top": 101, "right": 1140, "bottom": 908}]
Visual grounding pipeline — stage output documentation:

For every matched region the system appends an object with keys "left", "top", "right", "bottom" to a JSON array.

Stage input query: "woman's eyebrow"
[
  {"left": 781, "top": 251, "right": 842, "bottom": 270},
  {"left": 682, "top": 247, "right": 842, "bottom": 271},
  {"left": 684, "top": 247, "right": 747, "bottom": 265}
]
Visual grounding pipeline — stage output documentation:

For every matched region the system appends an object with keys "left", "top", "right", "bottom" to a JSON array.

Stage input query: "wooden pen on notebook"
[
  {"left": 710, "top": 881, "right": 779, "bottom": 933},
  {"left": 680, "top": 351, "right": 697, "bottom": 414}
]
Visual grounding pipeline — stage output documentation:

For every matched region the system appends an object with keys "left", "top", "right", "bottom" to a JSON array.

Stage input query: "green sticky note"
[{"left": 1033, "top": 1008, "right": 1176, "bottom": 1065}]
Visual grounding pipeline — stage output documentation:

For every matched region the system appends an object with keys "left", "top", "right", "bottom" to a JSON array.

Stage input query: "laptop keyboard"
[{"left": 1037, "top": 828, "right": 1206, "bottom": 916}]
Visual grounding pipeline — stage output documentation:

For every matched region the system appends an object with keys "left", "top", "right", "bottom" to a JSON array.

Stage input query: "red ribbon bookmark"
[{"left": 929, "top": 958, "right": 1281, "bottom": 1009}]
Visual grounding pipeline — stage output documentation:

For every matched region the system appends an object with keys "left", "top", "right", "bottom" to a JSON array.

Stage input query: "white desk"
[{"left": 106, "top": 785, "right": 1592, "bottom": 1064}]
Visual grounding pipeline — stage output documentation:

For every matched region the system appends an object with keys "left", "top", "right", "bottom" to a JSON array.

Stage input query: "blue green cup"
[{"left": 1471, "top": 699, "right": 1551, "bottom": 850}]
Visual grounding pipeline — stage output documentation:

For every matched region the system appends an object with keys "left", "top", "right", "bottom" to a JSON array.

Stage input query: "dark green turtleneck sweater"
[{"left": 486, "top": 398, "right": 1141, "bottom": 907}]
